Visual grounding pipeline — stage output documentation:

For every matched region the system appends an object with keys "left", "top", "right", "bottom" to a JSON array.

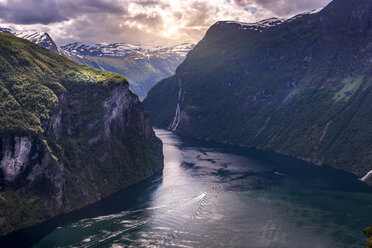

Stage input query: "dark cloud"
[
  {"left": 134, "top": 0, "right": 160, "bottom": 6},
  {"left": 0, "top": 0, "right": 127, "bottom": 25},
  {"left": 127, "top": 12, "right": 164, "bottom": 30},
  {"left": 58, "top": 0, "right": 127, "bottom": 17},
  {"left": 0, "top": 0, "right": 66, "bottom": 24},
  {"left": 133, "top": 0, "right": 171, "bottom": 10}
]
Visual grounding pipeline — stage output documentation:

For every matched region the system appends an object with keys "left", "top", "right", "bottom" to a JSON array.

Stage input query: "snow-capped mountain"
[
  {"left": 153, "top": 43, "right": 195, "bottom": 57},
  {"left": 220, "top": 7, "right": 324, "bottom": 32},
  {"left": 0, "top": 28, "right": 12, "bottom": 34},
  {"left": 61, "top": 42, "right": 195, "bottom": 99},
  {"left": 62, "top": 42, "right": 194, "bottom": 59},
  {"left": 222, "top": 17, "right": 287, "bottom": 31},
  {"left": 0, "top": 28, "right": 67, "bottom": 56},
  {"left": 13, "top": 31, "right": 60, "bottom": 53},
  {"left": 0, "top": 27, "right": 195, "bottom": 99},
  {"left": 0, "top": 27, "right": 194, "bottom": 63}
]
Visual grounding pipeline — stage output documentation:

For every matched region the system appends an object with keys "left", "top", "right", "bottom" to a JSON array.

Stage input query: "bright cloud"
[{"left": 0, "top": 0, "right": 331, "bottom": 46}]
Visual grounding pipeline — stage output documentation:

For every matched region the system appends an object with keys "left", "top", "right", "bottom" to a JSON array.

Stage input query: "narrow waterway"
[{"left": 9, "top": 129, "right": 372, "bottom": 247}]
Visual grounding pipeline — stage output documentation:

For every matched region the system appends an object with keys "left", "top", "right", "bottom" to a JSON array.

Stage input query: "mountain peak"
[
  {"left": 0, "top": 28, "right": 12, "bottom": 34},
  {"left": 0, "top": 28, "right": 62, "bottom": 54}
]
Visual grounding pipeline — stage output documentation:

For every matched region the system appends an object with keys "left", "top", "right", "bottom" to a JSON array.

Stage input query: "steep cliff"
[
  {"left": 144, "top": 0, "right": 372, "bottom": 182},
  {"left": 0, "top": 32, "right": 163, "bottom": 235}
]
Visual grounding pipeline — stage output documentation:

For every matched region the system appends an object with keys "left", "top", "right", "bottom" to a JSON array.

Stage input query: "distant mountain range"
[
  {"left": 62, "top": 42, "right": 193, "bottom": 58},
  {"left": 62, "top": 42, "right": 195, "bottom": 99},
  {"left": 0, "top": 28, "right": 194, "bottom": 99},
  {"left": 144, "top": 0, "right": 372, "bottom": 184}
]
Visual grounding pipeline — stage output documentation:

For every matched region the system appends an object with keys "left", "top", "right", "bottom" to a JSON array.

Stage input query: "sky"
[{"left": 0, "top": 0, "right": 331, "bottom": 46}]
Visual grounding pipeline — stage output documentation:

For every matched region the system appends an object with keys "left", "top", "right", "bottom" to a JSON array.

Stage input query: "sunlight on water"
[{"left": 31, "top": 129, "right": 372, "bottom": 248}]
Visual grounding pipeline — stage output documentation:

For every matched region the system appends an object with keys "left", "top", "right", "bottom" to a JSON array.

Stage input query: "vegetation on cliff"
[
  {"left": 0, "top": 32, "right": 163, "bottom": 235},
  {"left": 0, "top": 32, "right": 123, "bottom": 135}
]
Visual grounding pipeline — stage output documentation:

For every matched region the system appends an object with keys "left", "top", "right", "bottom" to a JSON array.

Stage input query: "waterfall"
[
  {"left": 361, "top": 170, "right": 372, "bottom": 182},
  {"left": 170, "top": 86, "right": 182, "bottom": 131}
]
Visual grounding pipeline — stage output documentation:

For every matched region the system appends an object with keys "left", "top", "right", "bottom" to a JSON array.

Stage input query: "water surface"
[{"left": 20, "top": 130, "right": 372, "bottom": 247}]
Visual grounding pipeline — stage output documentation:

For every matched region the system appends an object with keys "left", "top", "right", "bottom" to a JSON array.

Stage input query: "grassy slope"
[{"left": 0, "top": 32, "right": 126, "bottom": 136}]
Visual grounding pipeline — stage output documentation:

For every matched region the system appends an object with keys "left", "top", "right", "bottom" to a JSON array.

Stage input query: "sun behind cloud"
[{"left": 0, "top": 0, "right": 331, "bottom": 46}]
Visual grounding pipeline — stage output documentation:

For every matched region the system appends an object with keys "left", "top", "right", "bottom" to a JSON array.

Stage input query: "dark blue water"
[{"left": 3, "top": 129, "right": 372, "bottom": 247}]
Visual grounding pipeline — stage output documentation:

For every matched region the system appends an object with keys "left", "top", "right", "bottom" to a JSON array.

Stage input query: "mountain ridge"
[{"left": 61, "top": 42, "right": 194, "bottom": 58}]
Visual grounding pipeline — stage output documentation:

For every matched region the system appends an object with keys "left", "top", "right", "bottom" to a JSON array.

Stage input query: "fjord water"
[{"left": 31, "top": 129, "right": 372, "bottom": 248}]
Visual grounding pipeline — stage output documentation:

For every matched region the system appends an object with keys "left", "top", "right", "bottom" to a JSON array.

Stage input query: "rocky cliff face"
[
  {"left": 0, "top": 32, "right": 163, "bottom": 235},
  {"left": 144, "top": 0, "right": 372, "bottom": 182}
]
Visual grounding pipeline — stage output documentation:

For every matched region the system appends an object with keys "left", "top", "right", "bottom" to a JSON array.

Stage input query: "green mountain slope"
[
  {"left": 144, "top": 0, "right": 372, "bottom": 182},
  {"left": 0, "top": 33, "right": 163, "bottom": 235}
]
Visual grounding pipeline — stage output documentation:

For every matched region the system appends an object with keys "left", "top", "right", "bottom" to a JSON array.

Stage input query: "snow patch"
[
  {"left": 62, "top": 42, "right": 195, "bottom": 58},
  {"left": 221, "top": 6, "right": 324, "bottom": 30},
  {"left": 286, "top": 7, "right": 324, "bottom": 23},
  {"left": 223, "top": 18, "right": 286, "bottom": 31}
]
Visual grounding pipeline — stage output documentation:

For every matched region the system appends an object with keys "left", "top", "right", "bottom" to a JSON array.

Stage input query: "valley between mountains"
[{"left": 1, "top": 0, "right": 372, "bottom": 246}]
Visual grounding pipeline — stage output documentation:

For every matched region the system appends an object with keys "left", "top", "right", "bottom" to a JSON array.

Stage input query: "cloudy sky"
[{"left": 0, "top": 0, "right": 331, "bottom": 46}]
